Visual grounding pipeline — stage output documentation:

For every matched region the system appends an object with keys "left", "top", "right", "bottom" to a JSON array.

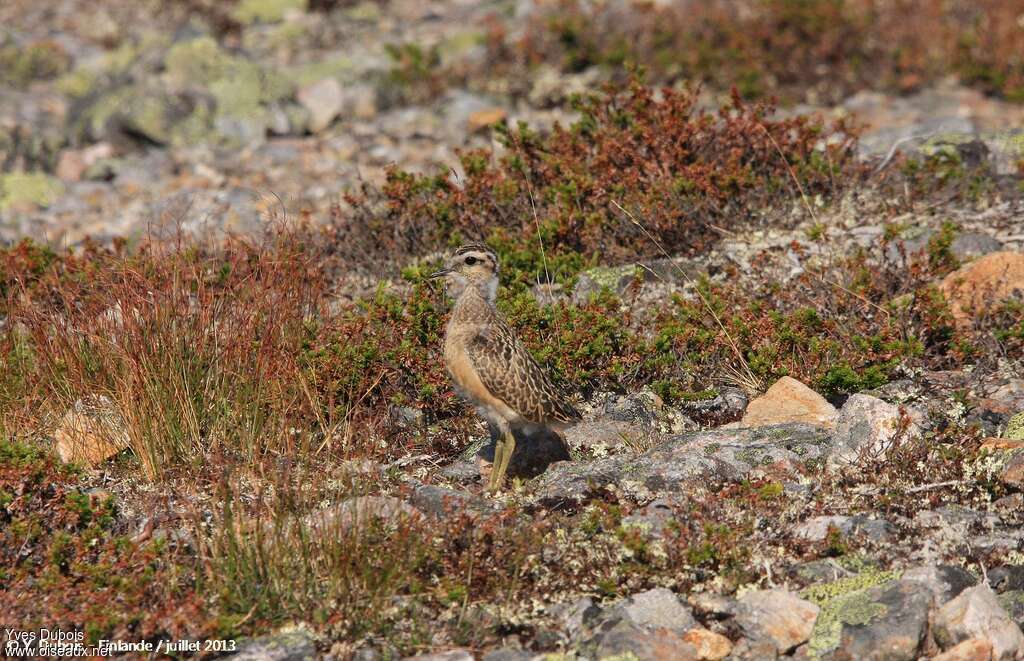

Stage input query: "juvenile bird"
[{"left": 430, "top": 244, "right": 579, "bottom": 491}]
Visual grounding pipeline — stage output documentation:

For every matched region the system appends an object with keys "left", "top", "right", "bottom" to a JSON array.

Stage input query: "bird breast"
[{"left": 443, "top": 324, "right": 521, "bottom": 424}]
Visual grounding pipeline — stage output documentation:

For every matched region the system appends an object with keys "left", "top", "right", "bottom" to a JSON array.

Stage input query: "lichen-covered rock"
[
  {"left": 902, "top": 565, "right": 977, "bottom": 603},
  {"left": 885, "top": 227, "right": 1002, "bottom": 264},
  {"left": 563, "top": 418, "right": 663, "bottom": 458},
  {"left": 577, "top": 617, "right": 700, "bottom": 660},
  {"left": 405, "top": 482, "right": 500, "bottom": 520},
  {"left": 826, "top": 578, "right": 931, "bottom": 660},
  {"left": 534, "top": 423, "right": 833, "bottom": 506},
  {"left": 830, "top": 393, "right": 918, "bottom": 466},
  {"left": 232, "top": 0, "right": 306, "bottom": 24},
  {"left": 0, "top": 171, "right": 64, "bottom": 211},
  {"left": 998, "top": 591, "right": 1024, "bottom": 629},
  {"left": 572, "top": 264, "right": 639, "bottom": 304},
  {"left": 990, "top": 566, "right": 1024, "bottom": 594},
  {"left": 229, "top": 625, "right": 317, "bottom": 660},
  {"left": 739, "top": 376, "right": 838, "bottom": 428},
  {"left": 678, "top": 387, "right": 748, "bottom": 425},
  {"left": 303, "top": 496, "right": 421, "bottom": 532},
  {"left": 793, "top": 514, "right": 894, "bottom": 543},
  {"left": 998, "top": 451, "right": 1024, "bottom": 491},
  {"left": 802, "top": 568, "right": 904, "bottom": 658},
  {"left": 603, "top": 587, "right": 697, "bottom": 633},
  {"left": 734, "top": 589, "right": 819, "bottom": 653},
  {"left": 1007, "top": 412, "right": 1024, "bottom": 441},
  {"left": 934, "top": 584, "right": 1024, "bottom": 661}
]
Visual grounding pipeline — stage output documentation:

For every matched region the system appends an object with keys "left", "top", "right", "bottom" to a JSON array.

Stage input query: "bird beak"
[{"left": 428, "top": 267, "right": 451, "bottom": 280}]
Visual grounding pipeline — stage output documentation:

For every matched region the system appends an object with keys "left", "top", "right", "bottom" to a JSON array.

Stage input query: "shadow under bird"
[{"left": 430, "top": 244, "right": 580, "bottom": 492}]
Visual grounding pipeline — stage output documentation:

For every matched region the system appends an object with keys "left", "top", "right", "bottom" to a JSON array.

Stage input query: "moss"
[
  {"left": 801, "top": 568, "right": 901, "bottom": 658},
  {"left": 1006, "top": 412, "right": 1024, "bottom": 441},
  {"left": 0, "top": 172, "right": 64, "bottom": 211},
  {"left": 233, "top": 0, "right": 307, "bottom": 24}
]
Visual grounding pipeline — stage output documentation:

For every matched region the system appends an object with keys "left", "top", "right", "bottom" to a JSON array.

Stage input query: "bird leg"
[{"left": 489, "top": 423, "right": 515, "bottom": 492}]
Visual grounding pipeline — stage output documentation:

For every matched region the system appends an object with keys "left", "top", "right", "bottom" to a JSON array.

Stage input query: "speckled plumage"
[
  {"left": 450, "top": 286, "right": 580, "bottom": 426},
  {"left": 432, "top": 244, "right": 579, "bottom": 489}
]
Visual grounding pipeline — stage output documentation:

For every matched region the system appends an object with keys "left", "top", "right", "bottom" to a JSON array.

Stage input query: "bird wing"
[{"left": 465, "top": 321, "right": 580, "bottom": 425}]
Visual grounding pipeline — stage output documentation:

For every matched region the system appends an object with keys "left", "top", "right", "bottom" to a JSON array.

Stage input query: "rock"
[
  {"left": 534, "top": 423, "right": 833, "bottom": 506},
  {"left": 572, "top": 264, "right": 638, "bottom": 304},
  {"left": 467, "top": 107, "right": 507, "bottom": 132},
  {"left": 990, "top": 566, "right": 1024, "bottom": 594},
  {"left": 682, "top": 627, "right": 732, "bottom": 660},
  {"left": 549, "top": 596, "right": 602, "bottom": 642},
  {"left": 998, "top": 451, "right": 1024, "bottom": 491},
  {"left": 622, "top": 499, "right": 677, "bottom": 536},
  {"left": 530, "top": 282, "right": 565, "bottom": 306},
  {"left": 940, "top": 251, "right": 1024, "bottom": 325},
  {"left": 563, "top": 418, "right": 661, "bottom": 457},
  {"left": 296, "top": 78, "right": 344, "bottom": 133},
  {"left": 830, "top": 393, "right": 917, "bottom": 466},
  {"left": 793, "top": 514, "right": 894, "bottom": 543},
  {"left": 679, "top": 387, "right": 748, "bottom": 425},
  {"left": 933, "top": 638, "right": 994, "bottom": 661},
  {"left": 53, "top": 395, "right": 131, "bottom": 466},
  {"left": 55, "top": 143, "right": 115, "bottom": 182},
  {"left": 792, "top": 559, "right": 856, "bottom": 584},
  {"left": 934, "top": 584, "right": 1024, "bottom": 660},
  {"left": 829, "top": 578, "right": 933, "bottom": 660},
  {"left": 739, "top": 377, "right": 838, "bottom": 429},
  {"left": 902, "top": 565, "right": 978, "bottom": 603},
  {"left": 998, "top": 591, "right": 1024, "bottom": 629},
  {"left": 229, "top": 626, "right": 317, "bottom": 660},
  {"left": 579, "top": 617, "right": 700, "bottom": 660},
  {"left": 0, "top": 171, "right": 64, "bottom": 212},
  {"left": 604, "top": 588, "right": 697, "bottom": 633},
  {"left": 801, "top": 570, "right": 927, "bottom": 659},
  {"left": 886, "top": 228, "right": 1003, "bottom": 264},
  {"left": 304, "top": 496, "right": 421, "bottom": 532},
  {"left": 345, "top": 83, "right": 378, "bottom": 120},
  {"left": 603, "top": 391, "right": 663, "bottom": 426},
  {"left": 481, "top": 649, "right": 532, "bottom": 661},
  {"left": 734, "top": 589, "right": 819, "bottom": 653},
  {"left": 405, "top": 483, "right": 499, "bottom": 520}
]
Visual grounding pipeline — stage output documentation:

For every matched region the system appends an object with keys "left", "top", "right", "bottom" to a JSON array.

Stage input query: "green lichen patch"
[
  {"left": 232, "top": 0, "right": 307, "bottom": 24},
  {"left": 0, "top": 172, "right": 65, "bottom": 211},
  {"left": 801, "top": 568, "right": 901, "bottom": 658},
  {"left": 1007, "top": 412, "right": 1024, "bottom": 441}
]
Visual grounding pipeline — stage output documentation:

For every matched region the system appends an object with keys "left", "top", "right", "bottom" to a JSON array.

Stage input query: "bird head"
[{"left": 430, "top": 243, "right": 499, "bottom": 302}]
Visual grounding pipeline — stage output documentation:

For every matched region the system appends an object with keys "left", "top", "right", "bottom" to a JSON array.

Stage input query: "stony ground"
[{"left": 3, "top": 1, "right": 1024, "bottom": 660}]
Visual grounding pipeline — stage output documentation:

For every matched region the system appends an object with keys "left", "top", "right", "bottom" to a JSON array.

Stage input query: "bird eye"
[{"left": 464, "top": 256, "right": 478, "bottom": 265}]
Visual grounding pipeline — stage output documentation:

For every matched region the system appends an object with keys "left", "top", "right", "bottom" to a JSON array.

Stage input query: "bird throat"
[{"left": 449, "top": 274, "right": 498, "bottom": 305}]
